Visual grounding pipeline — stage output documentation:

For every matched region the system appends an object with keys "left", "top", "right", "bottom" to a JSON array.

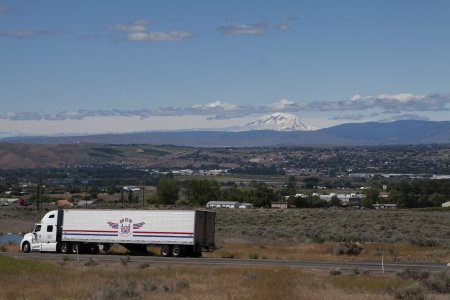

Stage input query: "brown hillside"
[{"left": 0, "top": 143, "right": 186, "bottom": 169}]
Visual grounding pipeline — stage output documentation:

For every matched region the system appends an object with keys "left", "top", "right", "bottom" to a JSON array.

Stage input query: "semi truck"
[{"left": 20, "top": 209, "right": 215, "bottom": 257}]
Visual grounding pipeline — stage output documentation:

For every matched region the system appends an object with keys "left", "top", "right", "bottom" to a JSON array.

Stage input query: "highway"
[{"left": 2, "top": 252, "right": 448, "bottom": 272}]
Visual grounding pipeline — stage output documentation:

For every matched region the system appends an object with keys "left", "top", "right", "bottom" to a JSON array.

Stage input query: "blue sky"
[{"left": 1, "top": 0, "right": 450, "bottom": 136}]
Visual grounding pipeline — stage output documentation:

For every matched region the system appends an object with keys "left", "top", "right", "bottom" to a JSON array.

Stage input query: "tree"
[
  {"left": 329, "top": 195, "right": 342, "bottom": 207},
  {"left": 287, "top": 175, "right": 296, "bottom": 190},
  {"left": 303, "top": 177, "right": 320, "bottom": 189},
  {"left": 245, "top": 182, "right": 275, "bottom": 207},
  {"left": 157, "top": 177, "right": 179, "bottom": 205},
  {"left": 362, "top": 188, "right": 379, "bottom": 207},
  {"left": 184, "top": 179, "right": 220, "bottom": 206},
  {"left": 222, "top": 186, "right": 244, "bottom": 202}
]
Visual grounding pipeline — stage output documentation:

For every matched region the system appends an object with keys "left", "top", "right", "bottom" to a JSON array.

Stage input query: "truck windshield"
[{"left": 34, "top": 225, "right": 41, "bottom": 232}]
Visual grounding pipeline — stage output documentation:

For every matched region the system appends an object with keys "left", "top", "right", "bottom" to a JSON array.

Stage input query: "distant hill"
[
  {"left": 2, "top": 120, "right": 450, "bottom": 147},
  {"left": 319, "top": 120, "right": 450, "bottom": 144}
]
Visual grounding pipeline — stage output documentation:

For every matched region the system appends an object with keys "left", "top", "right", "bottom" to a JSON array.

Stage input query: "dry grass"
[
  {"left": 0, "top": 254, "right": 432, "bottom": 300},
  {"left": 208, "top": 240, "right": 450, "bottom": 263},
  {"left": 216, "top": 208, "right": 450, "bottom": 248}
]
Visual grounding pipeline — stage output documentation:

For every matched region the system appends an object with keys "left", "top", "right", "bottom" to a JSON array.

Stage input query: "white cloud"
[
  {"left": 0, "top": 115, "right": 255, "bottom": 136},
  {"left": 379, "top": 114, "right": 430, "bottom": 122},
  {"left": 109, "top": 19, "right": 149, "bottom": 33},
  {"left": 0, "top": 29, "right": 67, "bottom": 38},
  {"left": 108, "top": 20, "right": 193, "bottom": 42},
  {"left": 303, "top": 93, "right": 450, "bottom": 112},
  {"left": 264, "top": 99, "right": 301, "bottom": 111},
  {"left": 217, "top": 22, "right": 268, "bottom": 35},
  {"left": 1, "top": 93, "right": 448, "bottom": 122},
  {"left": 192, "top": 101, "right": 237, "bottom": 111},
  {"left": 276, "top": 23, "right": 289, "bottom": 32},
  {"left": 330, "top": 114, "right": 365, "bottom": 121}
]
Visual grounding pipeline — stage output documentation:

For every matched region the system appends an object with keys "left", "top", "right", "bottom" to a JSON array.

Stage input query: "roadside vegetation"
[{"left": 1, "top": 255, "right": 449, "bottom": 300}]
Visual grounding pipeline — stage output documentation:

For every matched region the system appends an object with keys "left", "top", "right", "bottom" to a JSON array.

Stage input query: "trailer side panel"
[{"left": 61, "top": 210, "right": 196, "bottom": 246}]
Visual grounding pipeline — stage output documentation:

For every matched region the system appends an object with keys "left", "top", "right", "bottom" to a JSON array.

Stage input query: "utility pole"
[
  {"left": 85, "top": 184, "right": 88, "bottom": 208},
  {"left": 36, "top": 181, "right": 40, "bottom": 211},
  {"left": 121, "top": 188, "right": 124, "bottom": 208}
]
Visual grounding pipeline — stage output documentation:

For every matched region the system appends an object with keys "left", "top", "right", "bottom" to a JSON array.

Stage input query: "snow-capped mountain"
[{"left": 240, "top": 113, "right": 317, "bottom": 131}]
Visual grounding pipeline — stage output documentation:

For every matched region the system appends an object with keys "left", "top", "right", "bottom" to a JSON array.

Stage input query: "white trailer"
[{"left": 20, "top": 209, "right": 215, "bottom": 257}]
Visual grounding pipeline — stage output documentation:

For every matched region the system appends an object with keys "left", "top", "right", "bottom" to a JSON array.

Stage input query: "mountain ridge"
[{"left": 2, "top": 120, "right": 450, "bottom": 147}]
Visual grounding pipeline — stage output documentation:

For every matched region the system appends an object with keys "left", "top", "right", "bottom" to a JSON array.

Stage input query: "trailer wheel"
[
  {"left": 71, "top": 243, "right": 80, "bottom": 254},
  {"left": 60, "top": 242, "right": 70, "bottom": 254},
  {"left": 160, "top": 245, "right": 171, "bottom": 257},
  {"left": 22, "top": 242, "right": 31, "bottom": 253},
  {"left": 171, "top": 245, "right": 182, "bottom": 257}
]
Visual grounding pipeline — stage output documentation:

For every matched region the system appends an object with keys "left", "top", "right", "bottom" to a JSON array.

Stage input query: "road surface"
[{"left": 2, "top": 252, "right": 447, "bottom": 272}]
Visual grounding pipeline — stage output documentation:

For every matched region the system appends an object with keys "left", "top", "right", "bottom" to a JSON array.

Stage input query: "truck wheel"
[
  {"left": 160, "top": 245, "right": 171, "bottom": 257},
  {"left": 71, "top": 243, "right": 80, "bottom": 254},
  {"left": 22, "top": 242, "right": 31, "bottom": 253},
  {"left": 60, "top": 242, "right": 70, "bottom": 254},
  {"left": 171, "top": 245, "right": 182, "bottom": 257}
]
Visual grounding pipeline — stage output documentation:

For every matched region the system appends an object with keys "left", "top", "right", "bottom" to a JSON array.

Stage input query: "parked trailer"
[{"left": 20, "top": 209, "right": 215, "bottom": 257}]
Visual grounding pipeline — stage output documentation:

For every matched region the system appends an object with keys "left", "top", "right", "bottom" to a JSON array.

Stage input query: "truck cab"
[{"left": 20, "top": 211, "right": 59, "bottom": 253}]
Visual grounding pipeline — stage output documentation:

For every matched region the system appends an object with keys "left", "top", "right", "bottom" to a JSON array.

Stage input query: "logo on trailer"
[{"left": 107, "top": 218, "right": 145, "bottom": 237}]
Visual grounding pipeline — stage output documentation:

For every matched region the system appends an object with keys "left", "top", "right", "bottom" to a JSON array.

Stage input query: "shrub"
[
  {"left": 62, "top": 255, "right": 71, "bottom": 261},
  {"left": 335, "top": 242, "right": 363, "bottom": 255},
  {"left": 162, "top": 284, "right": 172, "bottom": 293},
  {"left": 120, "top": 256, "right": 130, "bottom": 266},
  {"left": 121, "top": 281, "right": 140, "bottom": 297},
  {"left": 351, "top": 266, "right": 361, "bottom": 275},
  {"left": 142, "top": 280, "right": 158, "bottom": 292},
  {"left": 220, "top": 251, "right": 236, "bottom": 259},
  {"left": 84, "top": 258, "right": 98, "bottom": 266},
  {"left": 393, "top": 283, "right": 426, "bottom": 300},
  {"left": 311, "top": 236, "right": 325, "bottom": 243},
  {"left": 425, "top": 269, "right": 450, "bottom": 293},
  {"left": 396, "top": 268, "right": 430, "bottom": 281},
  {"left": 410, "top": 238, "right": 438, "bottom": 247},
  {"left": 427, "top": 249, "right": 450, "bottom": 261},
  {"left": 175, "top": 280, "right": 190, "bottom": 290},
  {"left": 95, "top": 280, "right": 141, "bottom": 300},
  {"left": 389, "top": 248, "right": 400, "bottom": 261},
  {"left": 138, "top": 262, "right": 149, "bottom": 269},
  {"left": 329, "top": 268, "right": 342, "bottom": 276},
  {"left": 248, "top": 252, "right": 259, "bottom": 259}
]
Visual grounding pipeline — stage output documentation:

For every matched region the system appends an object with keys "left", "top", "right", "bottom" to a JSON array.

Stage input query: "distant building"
[
  {"left": 123, "top": 186, "right": 141, "bottom": 192},
  {"left": 271, "top": 202, "right": 288, "bottom": 209},
  {"left": 56, "top": 199, "right": 73, "bottom": 206},
  {"left": 171, "top": 169, "right": 194, "bottom": 176},
  {"left": 77, "top": 200, "right": 96, "bottom": 206},
  {"left": 238, "top": 203, "right": 254, "bottom": 209},
  {"left": 378, "top": 192, "right": 389, "bottom": 198},
  {"left": 206, "top": 201, "right": 240, "bottom": 208},
  {"left": 373, "top": 203, "right": 397, "bottom": 209}
]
